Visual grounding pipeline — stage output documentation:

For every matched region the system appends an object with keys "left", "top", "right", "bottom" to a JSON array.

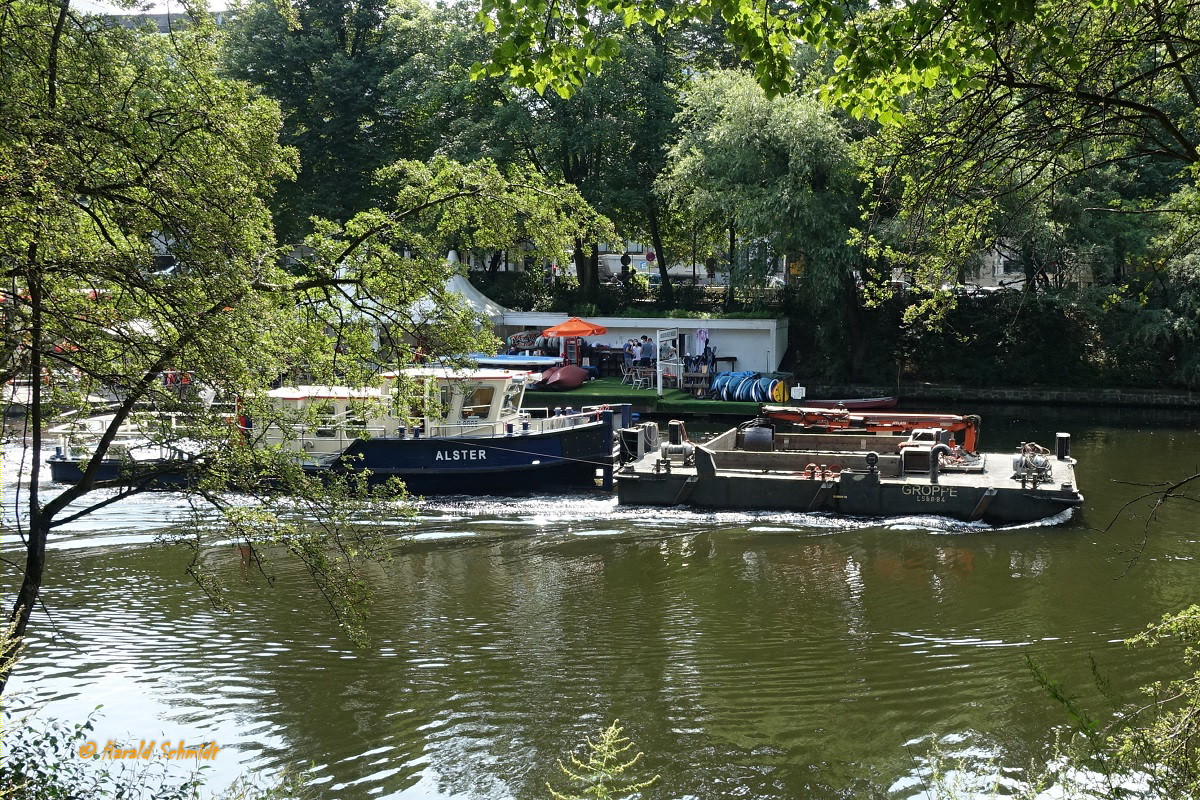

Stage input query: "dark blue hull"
[
  {"left": 47, "top": 420, "right": 617, "bottom": 495},
  {"left": 315, "top": 420, "right": 616, "bottom": 493}
]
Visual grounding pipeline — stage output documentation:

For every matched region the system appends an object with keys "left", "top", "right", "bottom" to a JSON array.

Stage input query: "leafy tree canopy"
[
  {"left": 474, "top": 0, "right": 1094, "bottom": 109},
  {"left": 659, "top": 69, "right": 858, "bottom": 291},
  {"left": 0, "top": 0, "right": 602, "bottom": 691}
]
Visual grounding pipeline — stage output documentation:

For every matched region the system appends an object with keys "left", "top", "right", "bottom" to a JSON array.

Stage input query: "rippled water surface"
[{"left": 3, "top": 404, "right": 1199, "bottom": 798}]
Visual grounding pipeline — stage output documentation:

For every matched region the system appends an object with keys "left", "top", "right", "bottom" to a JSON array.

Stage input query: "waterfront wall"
[{"left": 802, "top": 383, "right": 1200, "bottom": 409}]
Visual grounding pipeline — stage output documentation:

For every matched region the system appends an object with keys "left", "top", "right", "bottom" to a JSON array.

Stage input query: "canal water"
[{"left": 2, "top": 405, "right": 1198, "bottom": 799}]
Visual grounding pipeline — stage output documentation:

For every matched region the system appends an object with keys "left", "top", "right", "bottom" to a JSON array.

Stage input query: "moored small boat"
[
  {"left": 469, "top": 353, "right": 563, "bottom": 370},
  {"left": 537, "top": 364, "right": 590, "bottom": 391},
  {"left": 802, "top": 396, "right": 899, "bottom": 410}
]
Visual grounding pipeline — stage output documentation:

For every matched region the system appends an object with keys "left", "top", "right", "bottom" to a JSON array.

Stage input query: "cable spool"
[{"left": 712, "top": 371, "right": 760, "bottom": 401}]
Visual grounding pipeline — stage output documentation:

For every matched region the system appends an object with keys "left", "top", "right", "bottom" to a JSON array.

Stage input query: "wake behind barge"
[{"left": 615, "top": 408, "right": 1083, "bottom": 525}]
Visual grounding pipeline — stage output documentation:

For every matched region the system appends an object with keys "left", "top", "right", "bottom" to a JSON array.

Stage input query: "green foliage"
[
  {"left": 181, "top": 464, "right": 407, "bottom": 645},
  {"left": 623, "top": 272, "right": 651, "bottom": 298},
  {"left": 660, "top": 70, "right": 859, "bottom": 295},
  {"left": 0, "top": 0, "right": 608, "bottom": 695},
  {"left": 223, "top": 0, "right": 429, "bottom": 241},
  {"left": 473, "top": 269, "right": 555, "bottom": 311},
  {"left": 0, "top": 710, "right": 307, "bottom": 799},
  {"left": 547, "top": 721, "right": 660, "bottom": 800},
  {"left": 854, "top": 0, "right": 1200, "bottom": 306},
  {"left": 476, "top": 0, "right": 826, "bottom": 99},
  {"left": 473, "top": 0, "right": 1076, "bottom": 113},
  {"left": 468, "top": 271, "right": 783, "bottom": 318},
  {"left": 1109, "top": 605, "right": 1200, "bottom": 799},
  {"left": 0, "top": 713, "right": 196, "bottom": 800}
]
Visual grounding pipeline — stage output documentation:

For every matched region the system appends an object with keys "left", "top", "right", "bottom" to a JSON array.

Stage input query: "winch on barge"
[{"left": 615, "top": 407, "right": 1083, "bottom": 524}]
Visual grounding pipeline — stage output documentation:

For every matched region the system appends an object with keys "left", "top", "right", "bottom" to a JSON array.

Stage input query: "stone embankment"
[{"left": 805, "top": 384, "right": 1200, "bottom": 409}]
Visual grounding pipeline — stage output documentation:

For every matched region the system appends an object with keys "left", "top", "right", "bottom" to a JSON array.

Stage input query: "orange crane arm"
[{"left": 760, "top": 406, "right": 981, "bottom": 453}]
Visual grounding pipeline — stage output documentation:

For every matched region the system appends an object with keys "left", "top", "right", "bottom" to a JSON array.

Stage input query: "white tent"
[{"left": 443, "top": 272, "right": 509, "bottom": 324}]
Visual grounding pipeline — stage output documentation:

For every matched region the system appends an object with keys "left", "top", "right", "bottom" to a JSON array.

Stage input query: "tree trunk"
[
  {"left": 571, "top": 238, "right": 601, "bottom": 301},
  {"left": 648, "top": 203, "right": 673, "bottom": 306},
  {"left": 724, "top": 219, "right": 736, "bottom": 310},
  {"left": 2, "top": 269, "right": 46, "bottom": 695},
  {"left": 486, "top": 250, "right": 503, "bottom": 279},
  {"left": 1021, "top": 245, "right": 1038, "bottom": 296},
  {"left": 570, "top": 238, "right": 590, "bottom": 301},
  {"left": 842, "top": 268, "right": 868, "bottom": 381},
  {"left": 2, "top": 0, "right": 68, "bottom": 696},
  {"left": 2, "top": 521, "right": 47, "bottom": 694},
  {"left": 588, "top": 243, "right": 600, "bottom": 300}
]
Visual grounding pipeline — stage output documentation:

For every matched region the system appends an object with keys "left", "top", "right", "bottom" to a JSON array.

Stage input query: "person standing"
[{"left": 639, "top": 335, "right": 657, "bottom": 365}]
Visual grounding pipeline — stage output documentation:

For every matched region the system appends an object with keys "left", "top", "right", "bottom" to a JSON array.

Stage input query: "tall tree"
[
  {"left": 476, "top": 0, "right": 1200, "bottom": 288},
  {"left": 476, "top": 25, "right": 699, "bottom": 301},
  {"left": 856, "top": 0, "right": 1200, "bottom": 294},
  {"left": 223, "top": 0, "right": 438, "bottom": 242},
  {"left": 660, "top": 70, "right": 868, "bottom": 368},
  {"left": 0, "top": 0, "right": 600, "bottom": 693}
]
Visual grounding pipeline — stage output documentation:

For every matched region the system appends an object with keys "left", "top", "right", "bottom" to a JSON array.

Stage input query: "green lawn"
[{"left": 524, "top": 376, "right": 761, "bottom": 417}]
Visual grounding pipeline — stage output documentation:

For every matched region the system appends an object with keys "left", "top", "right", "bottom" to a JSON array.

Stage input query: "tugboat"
[
  {"left": 47, "top": 368, "right": 625, "bottom": 493},
  {"left": 614, "top": 407, "right": 1083, "bottom": 525}
]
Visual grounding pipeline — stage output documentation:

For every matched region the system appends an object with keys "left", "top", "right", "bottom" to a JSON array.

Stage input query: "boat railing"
[
  {"left": 259, "top": 405, "right": 608, "bottom": 450},
  {"left": 266, "top": 421, "right": 390, "bottom": 459},
  {"left": 513, "top": 406, "right": 609, "bottom": 431},
  {"left": 426, "top": 408, "right": 604, "bottom": 437},
  {"left": 50, "top": 409, "right": 234, "bottom": 460},
  {"left": 426, "top": 420, "right": 508, "bottom": 437},
  {"left": 521, "top": 404, "right": 610, "bottom": 420}
]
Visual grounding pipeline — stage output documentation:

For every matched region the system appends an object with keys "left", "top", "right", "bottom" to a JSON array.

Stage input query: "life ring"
[{"left": 804, "top": 463, "right": 819, "bottom": 479}]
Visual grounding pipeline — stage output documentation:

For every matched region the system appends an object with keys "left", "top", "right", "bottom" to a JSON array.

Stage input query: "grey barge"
[{"left": 615, "top": 409, "right": 1083, "bottom": 525}]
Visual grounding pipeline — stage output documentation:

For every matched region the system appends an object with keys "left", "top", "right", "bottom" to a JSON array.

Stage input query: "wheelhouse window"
[
  {"left": 346, "top": 401, "right": 368, "bottom": 436},
  {"left": 314, "top": 401, "right": 337, "bottom": 438},
  {"left": 462, "top": 384, "right": 495, "bottom": 419},
  {"left": 394, "top": 378, "right": 437, "bottom": 422},
  {"left": 501, "top": 383, "right": 522, "bottom": 415}
]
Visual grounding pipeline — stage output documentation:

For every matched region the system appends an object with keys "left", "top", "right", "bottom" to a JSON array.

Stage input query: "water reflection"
[{"left": 1, "top": 407, "right": 1198, "bottom": 799}]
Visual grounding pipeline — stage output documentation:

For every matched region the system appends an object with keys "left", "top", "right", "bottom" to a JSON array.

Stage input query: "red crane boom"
[{"left": 760, "top": 405, "right": 982, "bottom": 453}]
